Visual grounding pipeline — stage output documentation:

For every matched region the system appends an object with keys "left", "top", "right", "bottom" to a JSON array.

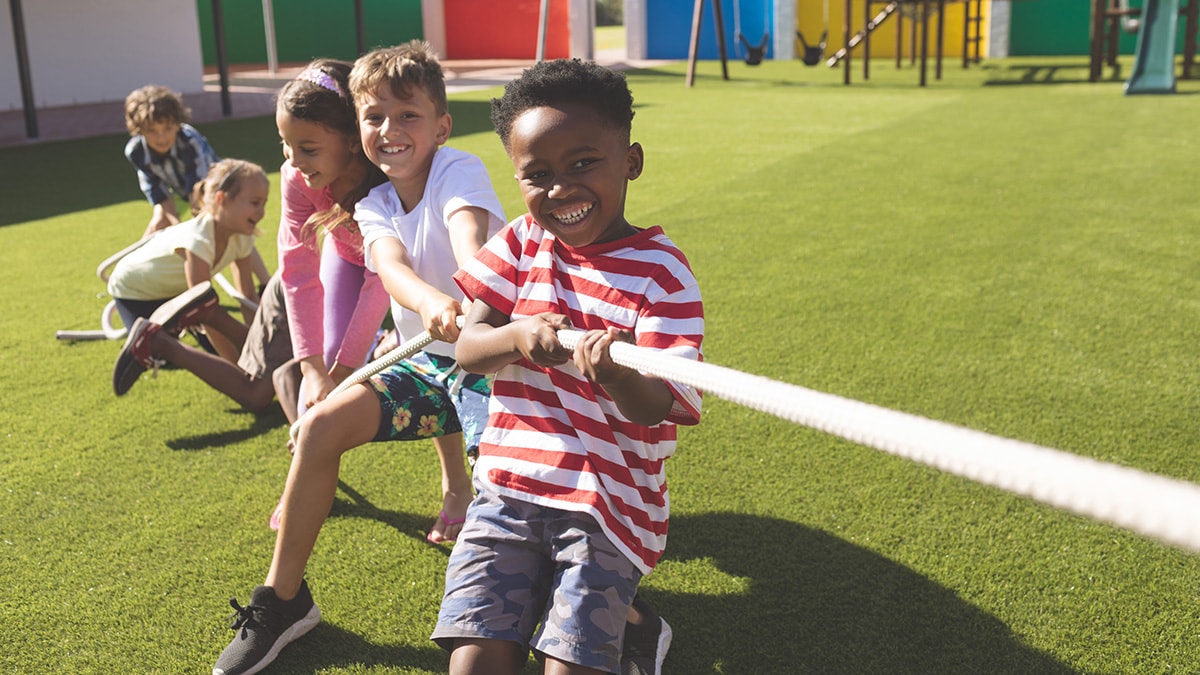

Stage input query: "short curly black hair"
[{"left": 491, "top": 59, "right": 634, "bottom": 149}]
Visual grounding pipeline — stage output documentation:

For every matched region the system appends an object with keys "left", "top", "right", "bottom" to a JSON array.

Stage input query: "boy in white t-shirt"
[{"left": 212, "top": 41, "right": 505, "bottom": 675}]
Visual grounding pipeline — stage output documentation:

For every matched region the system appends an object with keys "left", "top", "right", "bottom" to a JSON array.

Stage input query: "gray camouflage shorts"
[{"left": 431, "top": 488, "right": 642, "bottom": 673}]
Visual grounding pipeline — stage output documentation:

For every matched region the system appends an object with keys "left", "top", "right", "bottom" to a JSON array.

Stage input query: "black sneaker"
[
  {"left": 112, "top": 318, "right": 162, "bottom": 396},
  {"left": 621, "top": 595, "right": 672, "bottom": 675},
  {"left": 213, "top": 580, "right": 321, "bottom": 675},
  {"left": 149, "top": 281, "right": 218, "bottom": 335}
]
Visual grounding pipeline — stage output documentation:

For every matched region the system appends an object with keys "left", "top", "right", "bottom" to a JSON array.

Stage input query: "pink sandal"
[
  {"left": 268, "top": 497, "right": 284, "bottom": 531},
  {"left": 426, "top": 509, "right": 466, "bottom": 544}
]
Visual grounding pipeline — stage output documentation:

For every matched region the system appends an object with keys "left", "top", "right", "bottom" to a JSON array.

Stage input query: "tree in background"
[{"left": 597, "top": 0, "right": 622, "bottom": 25}]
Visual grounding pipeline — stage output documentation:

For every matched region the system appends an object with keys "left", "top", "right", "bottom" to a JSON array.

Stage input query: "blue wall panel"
[{"left": 647, "top": 0, "right": 774, "bottom": 60}]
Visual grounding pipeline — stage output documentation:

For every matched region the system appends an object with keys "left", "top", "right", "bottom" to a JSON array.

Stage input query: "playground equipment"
[
  {"left": 685, "top": 0, "right": 731, "bottom": 86},
  {"left": 1127, "top": 0, "right": 1181, "bottom": 92},
  {"left": 733, "top": 0, "right": 771, "bottom": 64},
  {"left": 1127, "top": 0, "right": 1196, "bottom": 92},
  {"left": 825, "top": 2, "right": 900, "bottom": 68},
  {"left": 1089, "top": 0, "right": 1198, "bottom": 86},
  {"left": 797, "top": 0, "right": 831, "bottom": 65},
  {"left": 685, "top": 0, "right": 981, "bottom": 87},
  {"left": 826, "top": 0, "right": 984, "bottom": 86}
]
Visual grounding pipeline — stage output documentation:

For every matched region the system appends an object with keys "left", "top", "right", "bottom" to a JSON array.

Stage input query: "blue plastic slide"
[{"left": 1125, "top": 0, "right": 1180, "bottom": 94}]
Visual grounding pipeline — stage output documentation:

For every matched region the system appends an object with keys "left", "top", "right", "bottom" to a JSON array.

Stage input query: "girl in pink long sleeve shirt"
[{"left": 274, "top": 60, "right": 391, "bottom": 418}]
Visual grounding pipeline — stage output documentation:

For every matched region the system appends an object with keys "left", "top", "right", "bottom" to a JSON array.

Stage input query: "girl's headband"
[{"left": 297, "top": 68, "right": 344, "bottom": 97}]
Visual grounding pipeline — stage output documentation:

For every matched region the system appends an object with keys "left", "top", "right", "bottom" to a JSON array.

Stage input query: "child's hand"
[
  {"left": 572, "top": 327, "right": 636, "bottom": 384},
  {"left": 145, "top": 201, "right": 180, "bottom": 238},
  {"left": 515, "top": 313, "right": 573, "bottom": 368},
  {"left": 418, "top": 294, "right": 463, "bottom": 343},
  {"left": 302, "top": 370, "right": 337, "bottom": 410}
]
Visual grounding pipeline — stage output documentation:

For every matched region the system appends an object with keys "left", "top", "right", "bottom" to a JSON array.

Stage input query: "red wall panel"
[{"left": 444, "top": 0, "right": 570, "bottom": 59}]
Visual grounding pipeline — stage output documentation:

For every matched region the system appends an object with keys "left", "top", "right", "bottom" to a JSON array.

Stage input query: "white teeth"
[
  {"left": 554, "top": 204, "right": 591, "bottom": 225},
  {"left": 380, "top": 145, "right": 407, "bottom": 155}
]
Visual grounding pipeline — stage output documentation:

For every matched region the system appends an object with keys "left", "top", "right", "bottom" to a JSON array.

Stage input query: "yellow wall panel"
[{"left": 794, "top": 0, "right": 989, "bottom": 60}]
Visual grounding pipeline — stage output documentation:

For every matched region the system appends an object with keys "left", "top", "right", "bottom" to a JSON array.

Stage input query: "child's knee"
[{"left": 293, "top": 394, "right": 377, "bottom": 457}]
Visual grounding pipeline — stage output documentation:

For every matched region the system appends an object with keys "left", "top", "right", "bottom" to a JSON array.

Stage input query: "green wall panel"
[
  {"left": 196, "top": 0, "right": 424, "bottom": 65},
  {"left": 1009, "top": 0, "right": 1189, "bottom": 57}
]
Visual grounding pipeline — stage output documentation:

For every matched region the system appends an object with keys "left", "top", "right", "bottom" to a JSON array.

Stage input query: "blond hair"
[{"left": 189, "top": 159, "right": 267, "bottom": 219}]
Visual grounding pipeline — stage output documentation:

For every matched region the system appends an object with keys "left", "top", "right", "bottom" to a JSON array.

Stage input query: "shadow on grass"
[
  {"left": 655, "top": 512, "right": 1079, "bottom": 674},
  {"left": 265, "top": 621, "right": 451, "bottom": 673},
  {"left": 981, "top": 61, "right": 1119, "bottom": 86},
  {"left": 447, "top": 100, "right": 502, "bottom": 138},
  {"left": 165, "top": 407, "right": 287, "bottom": 451},
  {"left": 330, "top": 480, "right": 450, "bottom": 552},
  {"left": 233, "top": 510, "right": 1076, "bottom": 673}
]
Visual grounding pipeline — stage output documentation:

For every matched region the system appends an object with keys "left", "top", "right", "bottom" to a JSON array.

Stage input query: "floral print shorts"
[{"left": 367, "top": 350, "right": 492, "bottom": 460}]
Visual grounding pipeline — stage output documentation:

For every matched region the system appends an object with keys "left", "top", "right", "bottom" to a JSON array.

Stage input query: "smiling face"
[
  {"left": 213, "top": 174, "right": 270, "bottom": 236},
  {"left": 143, "top": 119, "right": 181, "bottom": 156},
  {"left": 507, "top": 102, "right": 643, "bottom": 248},
  {"left": 276, "top": 110, "right": 360, "bottom": 193},
  {"left": 356, "top": 83, "right": 451, "bottom": 208}
]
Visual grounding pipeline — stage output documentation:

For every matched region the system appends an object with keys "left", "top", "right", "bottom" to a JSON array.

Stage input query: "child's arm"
[
  {"left": 230, "top": 250, "right": 266, "bottom": 324},
  {"left": 146, "top": 199, "right": 181, "bottom": 237},
  {"left": 457, "top": 302, "right": 573, "bottom": 374},
  {"left": 371, "top": 238, "right": 462, "bottom": 343},
  {"left": 444, "top": 205, "right": 494, "bottom": 316},
  {"left": 459, "top": 304, "right": 677, "bottom": 427},
  {"left": 182, "top": 249, "right": 214, "bottom": 289},
  {"left": 571, "top": 327, "right": 677, "bottom": 427},
  {"left": 249, "top": 248, "right": 270, "bottom": 291},
  {"left": 369, "top": 206, "right": 493, "bottom": 344}
]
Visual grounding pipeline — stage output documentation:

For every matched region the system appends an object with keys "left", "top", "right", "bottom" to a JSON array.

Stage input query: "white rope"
[
  {"left": 288, "top": 318, "right": 465, "bottom": 440},
  {"left": 556, "top": 329, "right": 1200, "bottom": 553},
  {"left": 212, "top": 272, "right": 259, "bottom": 313}
]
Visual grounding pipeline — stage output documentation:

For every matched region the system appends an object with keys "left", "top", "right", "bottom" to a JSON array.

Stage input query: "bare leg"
[
  {"left": 427, "top": 432, "right": 473, "bottom": 543},
  {"left": 196, "top": 304, "right": 250, "bottom": 353},
  {"left": 264, "top": 384, "right": 381, "bottom": 600},
  {"left": 152, "top": 332, "right": 275, "bottom": 411},
  {"left": 272, "top": 358, "right": 303, "bottom": 425},
  {"left": 627, "top": 603, "right": 642, "bottom": 624},
  {"left": 200, "top": 324, "right": 242, "bottom": 363},
  {"left": 448, "top": 639, "right": 523, "bottom": 675}
]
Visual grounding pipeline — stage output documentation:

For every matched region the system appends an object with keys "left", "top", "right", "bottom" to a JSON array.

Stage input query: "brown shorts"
[{"left": 236, "top": 274, "right": 292, "bottom": 381}]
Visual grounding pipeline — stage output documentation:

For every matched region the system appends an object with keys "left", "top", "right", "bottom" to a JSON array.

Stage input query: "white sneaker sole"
[{"left": 653, "top": 617, "right": 672, "bottom": 675}]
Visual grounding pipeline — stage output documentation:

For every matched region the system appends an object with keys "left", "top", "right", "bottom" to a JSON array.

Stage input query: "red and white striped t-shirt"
[{"left": 454, "top": 215, "right": 704, "bottom": 574}]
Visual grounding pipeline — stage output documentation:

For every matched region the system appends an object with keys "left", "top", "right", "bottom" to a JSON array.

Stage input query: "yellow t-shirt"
[{"left": 107, "top": 213, "right": 257, "bottom": 300}]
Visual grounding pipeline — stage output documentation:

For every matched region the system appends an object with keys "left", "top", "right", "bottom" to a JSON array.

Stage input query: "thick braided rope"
[{"left": 556, "top": 329, "right": 1200, "bottom": 553}]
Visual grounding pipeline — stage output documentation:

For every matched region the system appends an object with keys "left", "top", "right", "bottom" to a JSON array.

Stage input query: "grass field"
[{"left": 3, "top": 55, "right": 1200, "bottom": 673}]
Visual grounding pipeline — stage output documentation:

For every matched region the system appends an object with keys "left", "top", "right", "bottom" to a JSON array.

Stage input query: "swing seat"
[
  {"left": 738, "top": 32, "right": 770, "bottom": 65},
  {"left": 796, "top": 30, "right": 828, "bottom": 66}
]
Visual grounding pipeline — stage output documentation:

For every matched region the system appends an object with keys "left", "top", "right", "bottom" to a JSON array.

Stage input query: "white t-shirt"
[
  {"left": 107, "top": 213, "right": 257, "bottom": 300},
  {"left": 355, "top": 147, "right": 505, "bottom": 358}
]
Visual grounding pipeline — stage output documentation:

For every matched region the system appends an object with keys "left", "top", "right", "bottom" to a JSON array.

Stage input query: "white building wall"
[
  {"left": 0, "top": 0, "right": 205, "bottom": 111},
  {"left": 989, "top": 0, "right": 1010, "bottom": 58},
  {"left": 624, "top": 0, "right": 646, "bottom": 60}
]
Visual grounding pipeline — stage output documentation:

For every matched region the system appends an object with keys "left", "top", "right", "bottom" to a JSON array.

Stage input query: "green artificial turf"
[{"left": 3, "top": 55, "right": 1200, "bottom": 673}]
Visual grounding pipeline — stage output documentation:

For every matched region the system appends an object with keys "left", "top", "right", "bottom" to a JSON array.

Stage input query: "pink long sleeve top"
[{"left": 277, "top": 161, "right": 390, "bottom": 369}]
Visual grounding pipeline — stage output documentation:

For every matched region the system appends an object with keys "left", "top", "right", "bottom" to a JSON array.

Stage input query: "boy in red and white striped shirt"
[{"left": 433, "top": 59, "right": 703, "bottom": 675}]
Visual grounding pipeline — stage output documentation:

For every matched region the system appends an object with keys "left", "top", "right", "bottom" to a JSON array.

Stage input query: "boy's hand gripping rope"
[{"left": 555, "top": 329, "right": 1200, "bottom": 554}]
